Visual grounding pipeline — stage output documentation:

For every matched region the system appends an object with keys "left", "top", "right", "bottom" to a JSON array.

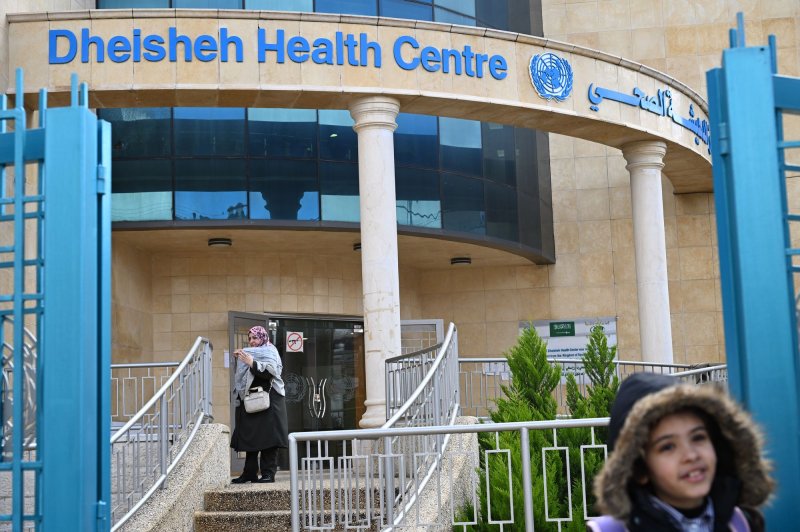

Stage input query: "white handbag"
[{"left": 244, "top": 382, "right": 272, "bottom": 413}]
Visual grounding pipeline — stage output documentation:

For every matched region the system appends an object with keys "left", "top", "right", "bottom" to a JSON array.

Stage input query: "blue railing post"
[
  {"left": 40, "top": 74, "right": 111, "bottom": 531},
  {"left": 706, "top": 21, "right": 800, "bottom": 526}
]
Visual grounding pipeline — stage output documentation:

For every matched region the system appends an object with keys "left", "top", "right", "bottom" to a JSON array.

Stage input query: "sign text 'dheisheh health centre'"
[{"left": 48, "top": 27, "right": 509, "bottom": 80}]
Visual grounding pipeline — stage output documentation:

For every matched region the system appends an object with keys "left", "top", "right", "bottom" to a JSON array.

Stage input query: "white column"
[
  {"left": 349, "top": 96, "right": 402, "bottom": 428},
  {"left": 622, "top": 140, "right": 674, "bottom": 364}
]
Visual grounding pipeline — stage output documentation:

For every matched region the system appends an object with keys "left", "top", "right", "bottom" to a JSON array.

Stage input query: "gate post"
[
  {"left": 706, "top": 18, "right": 800, "bottom": 526},
  {"left": 40, "top": 76, "right": 111, "bottom": 531}
]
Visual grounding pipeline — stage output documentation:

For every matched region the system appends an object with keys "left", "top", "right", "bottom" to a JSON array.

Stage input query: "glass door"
[
  {"left": 228, "top": 312, "right": 364, "bottom": 473},
  {"left": 273, "top": 317, "right": 365, "bottom": 466}
]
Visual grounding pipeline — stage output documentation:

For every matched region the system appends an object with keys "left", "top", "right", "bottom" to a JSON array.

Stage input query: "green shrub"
[{"left": 454, "top": 324, "right": 619, "bottom": 531}]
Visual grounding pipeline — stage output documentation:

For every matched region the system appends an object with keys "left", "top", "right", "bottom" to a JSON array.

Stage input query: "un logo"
[{"left": 529, "top": 53, "right": 573, "bottom": 102}]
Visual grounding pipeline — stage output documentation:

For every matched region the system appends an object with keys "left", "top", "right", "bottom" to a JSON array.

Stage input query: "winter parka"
[{"left": 588, "top": 373, "right": 774, "bottom": 532}]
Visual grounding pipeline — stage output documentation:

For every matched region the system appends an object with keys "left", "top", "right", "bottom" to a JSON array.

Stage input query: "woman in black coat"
[{"left": 230, "top": 325, "right": 289, "bottom": 483}]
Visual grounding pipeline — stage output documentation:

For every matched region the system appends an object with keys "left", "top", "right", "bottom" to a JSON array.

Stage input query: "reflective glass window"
[
  {"left": 111, "top": 160, "right": 173, "bottom": 221},
  {"left": 249, "top": 159, "right": 320, "bottom": 221},
  {"left": 396, "top": 167, "right": 441, "bottom": 228},
  {"left": 316, "top": 0, "right": 377, "bottom": 16},
  {"left": 174, "top": 107, "right": 245, "bottom": 157},
  {"left": 434, "top": 0, "right": 476, "bottom": 25},
  {"left": 319, "top": 110, "right": 357, "bottom": 162},
  {"left": 248, "top": 108, "right": 317, "bottom": 159},
  {"left": 395, "top": 113, "right": 438, "bottom": 168},
  {"left": 439, "top": 117, "right": 481, "bottom": 176},
  {"left": 174, "top": 159, "right": 247, "bottom": 220},
  {"left": 98, "top": 0, "right": 168, "bottom": 7},
  {"left": 441, "top": 174, "right": 484, "bottom": 234},
  {"left": 476, "top": 0, "right": 508, "bottom": 30},
  {"left": 175, "top": 0, "right": 242, "bottom": 7},
  {"left": 482, "top": 122, "right": 516, "bottom": 186},
  {"left": 246, "top": 0, "right": 311, "bottom": 9},
  {"left": 380, "top": 0, "right": 432, "bottom": 20},
  {"left": 485, "top": 182, "right": 517, "bottom": 241},
  {"left": 319, "top": 162, "right": 360, "bottom": 222},
  {"left": 100, "top": 108, "right": 171, "bottom": 158}
]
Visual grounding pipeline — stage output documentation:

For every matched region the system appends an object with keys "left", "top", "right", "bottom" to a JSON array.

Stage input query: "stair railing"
[
  {"left": 381, "top": 322, "right": 459, "bottom": 527},
  {"left": 109, "top": 336, "right": 213, "bottom": 531},
  {"left": 289, "top": 323, "right": 459, "bottom": 531}
]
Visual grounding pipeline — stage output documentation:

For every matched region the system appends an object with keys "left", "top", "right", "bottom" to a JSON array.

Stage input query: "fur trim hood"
[{"left": 594, "top": 373, "right": 774, "bottom": 520}]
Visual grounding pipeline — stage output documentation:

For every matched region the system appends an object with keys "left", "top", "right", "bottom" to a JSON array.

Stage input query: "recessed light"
[
  {"left": 208, "top": 238, "right": 232, "bottom": 247},
  {"left": 353, "top": 242, "right": 361, "bottom": 251},
  {"left": 450, "top": 257, "right": 471, "bottom": 265}
]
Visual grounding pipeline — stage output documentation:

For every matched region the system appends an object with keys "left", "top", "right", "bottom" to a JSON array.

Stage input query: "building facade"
[{"left": 2, "top": 0, "right": 798, "bottom": 435}]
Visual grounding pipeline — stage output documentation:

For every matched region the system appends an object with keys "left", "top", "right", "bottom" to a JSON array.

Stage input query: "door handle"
[{"left": 306, "top": 377, "right": 327, "bottom": 419}]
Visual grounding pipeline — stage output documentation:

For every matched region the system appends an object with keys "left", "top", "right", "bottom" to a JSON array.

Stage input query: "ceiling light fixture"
[
  {"left": 208, "top": 237, "right": 232, "bottom": 247},
  {"left": 450, "top": 257, "right": 471, "bottom": 265},
  {"left": 353, "top": 242, "right": 362, "bottom": 251}
]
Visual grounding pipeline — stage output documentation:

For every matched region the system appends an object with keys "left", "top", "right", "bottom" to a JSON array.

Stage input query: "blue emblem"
[{"left": 529, "top": 53, "right": 573, "bottom": 102}]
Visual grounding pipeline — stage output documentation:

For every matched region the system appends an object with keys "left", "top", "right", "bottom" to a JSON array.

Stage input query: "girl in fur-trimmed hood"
[{"left": 588, "top": 372, "right": 774, "bottom": 532}]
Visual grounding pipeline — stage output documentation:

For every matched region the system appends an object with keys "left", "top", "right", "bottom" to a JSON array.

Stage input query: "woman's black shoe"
[
  {"left": 231, "top": 474, "right": 257, "bottom": 484},
  {"left": 257, "top": 472, "right": 275, "bottom": 483}
]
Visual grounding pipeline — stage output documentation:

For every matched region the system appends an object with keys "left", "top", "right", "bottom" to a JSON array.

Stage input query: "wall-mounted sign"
[
  {"left": 526, "top": 317, "right": 617, "bottom": 360},
  {"left": 286, "top": 331, "right": 304, "bottom": 353},
  {"left": 588, "top": 83, "right": 711, "bottom": 152},
  {"left": 48, "top": 27, "right": 508, "bottom": 80}
]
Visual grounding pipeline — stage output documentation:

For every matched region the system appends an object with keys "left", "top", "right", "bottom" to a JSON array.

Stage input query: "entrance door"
[{"left": 229, "top": 312, "right": 365, "bottom": 474}]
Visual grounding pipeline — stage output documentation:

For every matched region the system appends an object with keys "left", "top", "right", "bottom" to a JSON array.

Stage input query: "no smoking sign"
[{"left": 286, "top": 331, "right": 304, "bottom": 353}]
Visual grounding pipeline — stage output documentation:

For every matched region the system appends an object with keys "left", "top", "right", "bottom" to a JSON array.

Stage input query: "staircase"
[
  {"left": 195, "top": 475, "right": 293, "bottom": 531},
  {"left": 195, "top": 473, "right": 381, "bottom": 531}
]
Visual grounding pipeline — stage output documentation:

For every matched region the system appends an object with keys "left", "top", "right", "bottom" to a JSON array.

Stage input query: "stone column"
[
  {"left": 622, "top": 140, "right": 674, "bottom": 364},
  {"left": 349, "top": 96, "right": 401, "bottom": 428}
]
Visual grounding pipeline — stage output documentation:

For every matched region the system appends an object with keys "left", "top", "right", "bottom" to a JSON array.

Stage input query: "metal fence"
[
  {"left": 458, "top": 357, "right": 699, "bottom": 419},
  {"left": 289, "top": 417, "right": 610, "bottom": 531},
  {"left": 110, "top": 362, "right": 179, "bottom": 426},
  {"left": 109, "top": 337, "right": 213, "bottom": 531}
]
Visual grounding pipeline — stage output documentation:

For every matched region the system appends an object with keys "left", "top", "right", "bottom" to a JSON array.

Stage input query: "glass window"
[
  {"left": 395, "top": 113, "right": 438, "bottom": 168},
  {"left": 395, "top": 167, "right": 441, "bottom": 228},
  {"left": 441, "top": 173, "right": 484, "bottom": 234},
  {"left": 98, "top": 0, "right": 168, "bottom": 7},
  {"left": 439, "top": 117, "right": 482, "bottom": 176},
  {"left": 174, "top": 107, "right": 245, "bottom": 157},
  {"left": 485, "top": 181, "right": 518, "bottom": 241},
  {"left": 249, "top": 159, "right": 320, "bottom": 221},
  {"left": 100, "top": 108, "right": 171, "bottom": 158},
  {"left": 380, "top": 0, "right": 432, "bottom": 20},
  {"left": 174, "top": 0, "right": 242, "bottom": 7},
  {"left": 174, "top": 159, "right": 247, "bottom": 220},
  {"left": 315, "top": 0, "right": 377, "bottom": 16},
  {"left": 482, "top": 122, "right": 516, "bottom": 186},
  {"left": 434, "top": 0, "right": 476, "bottom": 25},
  {"left": 248, "top": 108, "right": 317, "bottom": 159},
  {"left": 246, "top": 0, "right": 311, "bottom": 9},
  {"left": 111, "top": 160, "right": 172, "bottom": 221},
  {"left": 319, "top": 110, "right": 357, "bottom": 162},
  {"left": 476, "top": 0, "right": 508, "bottom": 30},
  {"left": 319, "top": 161, "right": 360, "bottom": 222}
]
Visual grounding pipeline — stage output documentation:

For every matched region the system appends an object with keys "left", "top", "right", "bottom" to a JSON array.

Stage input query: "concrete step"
[
  {"left": 194, "top": 510, "right": 292, "bottom": 532},
  {"left": 195, "top": 510, "right": 379, "bottom": 532}
]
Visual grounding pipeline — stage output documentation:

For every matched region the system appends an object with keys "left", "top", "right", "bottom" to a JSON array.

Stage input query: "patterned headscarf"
[{"left": 249, "top": 325, "right": 269, "bottom": 346}]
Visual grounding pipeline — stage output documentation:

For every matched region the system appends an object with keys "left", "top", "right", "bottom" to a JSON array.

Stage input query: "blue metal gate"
[
  {"left": 707, "top": 15, "right": 800, "bottom": 526},
  {"left": 0, "top": 69, "right": 111, "bottom": 531}
]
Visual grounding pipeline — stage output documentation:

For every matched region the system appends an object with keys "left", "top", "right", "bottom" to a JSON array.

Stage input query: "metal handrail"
[
  {"left": 110, "top": 336, "right": 213, "bottom": 531},
  {"left": 383, "top": 322, "right": 457, "bottom": 429},
  {"left": 111, "top": 337, "right": 207, "bottom": 443},
  {"left": 459, "top": 356, "right": 699, "bottom": 419}
]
